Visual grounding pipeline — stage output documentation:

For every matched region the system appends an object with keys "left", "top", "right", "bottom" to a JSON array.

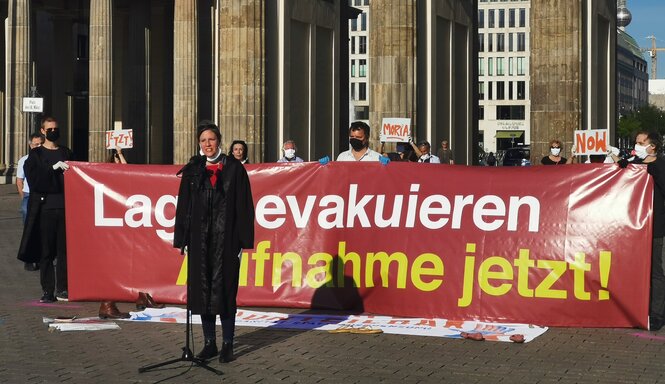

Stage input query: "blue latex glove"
[
  {"left": 319, "top": 156, "right": 330, "bottom": 165},
  {"left": 379, "top": 156, "right": 390, "bottom": 165}
]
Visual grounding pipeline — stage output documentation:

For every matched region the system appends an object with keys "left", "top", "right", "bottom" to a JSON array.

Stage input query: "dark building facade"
[{"left": 616, "top": 28, "right": 649, "bottom": 116}]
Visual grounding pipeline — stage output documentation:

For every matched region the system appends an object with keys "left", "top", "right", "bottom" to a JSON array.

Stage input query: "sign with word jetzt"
[
  {"left": 574, "top": 129, "right": 608, "bottom": 155},
  {"left": 380, "top": 118, "right": 411, "bottom": 142},
  {"left": 105, "top": 129, "right": 134, "bottom": 149}
]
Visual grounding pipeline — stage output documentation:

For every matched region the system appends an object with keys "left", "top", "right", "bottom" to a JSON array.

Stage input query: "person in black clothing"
[
  {"left": 174, "top": 121, "right": 255, "bottom": 363},
  {"left": 229, "top": 140, "right": 249, "bottom": 164},
  {"left": 18, "top": 117, "right": 72, "bottom": 303},
  {"left": 486, "top": 152, "right": 497, "bottom": 166},
  {"left": 541, "top": 139, "right": 572, "bottom": 165},
  {"left": 621, "top": 131, "right": 665, "bottom": 330}
]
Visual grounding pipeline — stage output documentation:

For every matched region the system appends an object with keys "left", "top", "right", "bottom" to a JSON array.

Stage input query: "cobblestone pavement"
[{"left": 1, "top": 183, "right": 664, "bottom": 383}]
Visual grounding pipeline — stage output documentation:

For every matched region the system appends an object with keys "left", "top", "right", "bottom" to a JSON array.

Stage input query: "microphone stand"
[{"left": 138, "top": 270, "right": 222, "bottom": 375}]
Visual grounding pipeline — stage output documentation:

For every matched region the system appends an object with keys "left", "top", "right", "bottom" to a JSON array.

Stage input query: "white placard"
[
  {"left": 380, "top": 118, "right": 412, "bottom": 142},
  {"left": 22, "top": 97, "right": 44, "bottom": 113},
  {"left": 105, "top": 129, "right": 134, "bottom": 149},
  {"left": 574, "top": 129, "right": 609, "bottom": 155}
]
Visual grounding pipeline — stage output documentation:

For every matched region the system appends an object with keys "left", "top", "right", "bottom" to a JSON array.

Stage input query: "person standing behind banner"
[
  {"left": 336, "top": 121, "right": 382, "bottom": 162},
  {"left": 277, "top": 140, "right": 304, "bottom": 163},
  {"left": 107, "top": 147, "right": 128, "bottom": 164},
  {"left": 229, "top": 140, "right": 249, "bottom": 164},
  {"left": 174, "top": 120, "right": 255, "bottom": 363},
  {"left": 416, "top": 141, "right": 441, "bottom": 163},
  {"left": 437, "top": 140, "right": 454, "bottom": 164},
  {"left": 541, "top": 139, "right": 572, "bottom": 165},
  {"left": 619, "top": 131, "right": 665, "bottom": 331},
  {"left": 17, "top": 133, "right": 44, "bottom": 271},
  {"left": 18, "top": 117, "right": 72, "bottom": 303}
]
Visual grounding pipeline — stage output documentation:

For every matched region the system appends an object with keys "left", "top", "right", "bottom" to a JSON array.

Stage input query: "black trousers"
[
  {"left": 651, "top": 237, "right": 665, "bottom": 320},
  {"left": 39, "top": 208, "right": 67, "bottom": 294}
]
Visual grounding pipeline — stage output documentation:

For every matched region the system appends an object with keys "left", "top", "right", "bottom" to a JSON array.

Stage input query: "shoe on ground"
[
  {"left": 219, "top": 341, "right": 234, "bottom": 363},
  {"left": 24, "top": 262, "right": 39, "bottom": 271},
  {"left": 98, "top": 301, "right": 130, "bottom": 319},
  {"left": 196, "top": 339, "right": 218, "bottom": 360},
  {"left": 135, "top": 292, "right": 165, "bottom": 310},
  {"left": 56, "top": 291, "right": 69, "bottom": 302},
  {"left": 40, "top": 292, "right": 56, "bottom": 303}
]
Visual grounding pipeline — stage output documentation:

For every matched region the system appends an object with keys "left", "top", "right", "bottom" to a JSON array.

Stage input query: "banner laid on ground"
[
  {"left": 65, "top": 161, "right": 653, "bottom": 328},
  {"left": 127, "top": 307, "right": 548, "bottom": 343}
]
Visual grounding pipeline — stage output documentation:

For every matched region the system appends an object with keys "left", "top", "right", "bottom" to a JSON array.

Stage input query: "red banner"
[{"left": 65, "top": 161, "right": 653, "bottom": 327}]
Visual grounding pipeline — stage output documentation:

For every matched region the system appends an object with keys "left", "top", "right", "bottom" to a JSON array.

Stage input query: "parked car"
[{"left": 502, "top": 145, "right": 531, "bottom": 166}]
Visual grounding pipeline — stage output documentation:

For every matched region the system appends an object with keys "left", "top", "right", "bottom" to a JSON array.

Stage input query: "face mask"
[
  {"left": 284, "top": 148, "right": 296, "bottom": 159},
  {"left": 46, "top": 130, "right": 60, "bottom": 142},
  {"left": 349, "top": 138, "right": 365, "bottom": 151},
  {"left": 550, "top": 147, "right": 561, "bottom": 156},
  {"left": 420, "top": 154, "right": 431, "bottom": 162},
  {"left": 634, "top": 144, "right": 649, "bottom": 159}
]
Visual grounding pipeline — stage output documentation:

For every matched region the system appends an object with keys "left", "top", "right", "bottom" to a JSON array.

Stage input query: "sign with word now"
[
  {"left": 105, "top": 129, "right": 134, "bottom": 149},
  {"left": 574, "top": 129, "right": 608, "bottom": 155},
  {"left": 380, "top": 118, "right": 411, "bottom": 142}
]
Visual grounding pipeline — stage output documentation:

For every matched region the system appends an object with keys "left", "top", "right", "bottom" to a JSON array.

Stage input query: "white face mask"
[
  {"left": 284, "top": 148, "right": 296, "bottom": 159},
  {"left": 634, "top": 144, "right": 649, "bottom": 159},
  {"left": 550, "top": 147, "right": 561, "bottom": 156},
  {"left": 420, "top": 154, "right": 431, "bottom": 162}
]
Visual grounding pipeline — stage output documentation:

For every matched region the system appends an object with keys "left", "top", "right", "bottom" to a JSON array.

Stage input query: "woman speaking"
[{"left": 174, "top": 120, "right": 255, "bottom": 363}]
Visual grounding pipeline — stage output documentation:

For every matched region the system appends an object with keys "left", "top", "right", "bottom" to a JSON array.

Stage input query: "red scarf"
[{"left": 206, "top": 163, "right": 223, "bottom": 187}]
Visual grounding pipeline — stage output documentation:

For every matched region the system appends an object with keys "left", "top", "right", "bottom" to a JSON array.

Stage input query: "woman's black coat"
[{"left": 173, "top": 154, "right": 255, "bottom": 318}]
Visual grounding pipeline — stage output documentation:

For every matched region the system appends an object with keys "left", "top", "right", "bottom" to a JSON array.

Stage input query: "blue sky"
[{"left": 624, "top": 0, "right": 665, "bottom": 79}]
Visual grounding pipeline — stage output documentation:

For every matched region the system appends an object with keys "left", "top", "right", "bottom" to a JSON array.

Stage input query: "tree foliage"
[{"left": 618, "top": 104, "right": 665, "bottom": 139}]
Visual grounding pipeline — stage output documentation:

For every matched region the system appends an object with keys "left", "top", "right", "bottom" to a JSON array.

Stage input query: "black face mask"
[
  {"left": 46, "top": 130, "right": 60, "bottom": 142},
  {"left": 349, "top": 138, "right": 365, "bottom": 151}
]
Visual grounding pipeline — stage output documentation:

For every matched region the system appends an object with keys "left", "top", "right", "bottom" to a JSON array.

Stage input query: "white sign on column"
[{"left": 22, "top": 97, "right": 44, "bottom": 113}]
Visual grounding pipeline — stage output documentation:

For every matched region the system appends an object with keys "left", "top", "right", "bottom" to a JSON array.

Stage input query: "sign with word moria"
[
  {"left": 380, "top": 118, "right": 411, "bottom": 142},
  {"left": 64, "top": 161, "right": 652, "bottom": 328}
]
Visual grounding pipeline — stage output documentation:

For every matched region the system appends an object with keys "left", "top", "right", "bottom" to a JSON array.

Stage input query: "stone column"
[
  {"left": 368, "top": 0, "right": 417, "bottom": 147},
  {"left": 530, "top": 0, "right": 582, "bottom": 162},
  {"left": 89, "top": 0, "right": 113, "bottom": 162},
  {"left": 5, "top": 0, "right": 31, "bottom": 174},
  {"left": 173, "top": 0, "right": 197, "bottom": 164},
  {"left": 218, "top": 0, "right": 265, "bottom": 163}
]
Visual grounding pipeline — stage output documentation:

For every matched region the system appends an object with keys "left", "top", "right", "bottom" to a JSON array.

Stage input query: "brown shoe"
[
  {"left": 136, "top": 292, "right": 165, "bottom": 310},
  {"left": 99, "top": 301, "right": 130, "bottom": 319}
]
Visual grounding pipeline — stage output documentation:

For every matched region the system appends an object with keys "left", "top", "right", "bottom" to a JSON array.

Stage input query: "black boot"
[
  {"left": 219, "top": 341, "right": 234, "bottom": 363},
  {"left": 196, "top": 339, "right": 218, "bottom": 360}
]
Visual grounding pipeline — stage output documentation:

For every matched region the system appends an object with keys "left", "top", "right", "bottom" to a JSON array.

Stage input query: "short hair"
[
  {"left": 40, "top": 116, "right": 57, "bottom": 128},
  {"left": 646, "top": 132, "right": 663, "bottom": 153},
  {"left": 229, "top": 140, "right": 249, "bottom": 161},
  {"left": 635, "top": 130, "right": 649, "bottom": 139},
  {"left": 29, "top": 132, "right": 43, "bottom": 141},
  {"left": 196, "top": 120, "right": 221, "bottom": 143},
  {"left": 283, "top": 140, "right": 297, "bottom": 150},
  {"left": 349, "top": 121, "right": 370, "bottom": 137},
  {"left": 549, "top": 139, "right": 562, "bottom": 147},
  {"left": 441, "top": 140, "right": 449, "bottom": 145},
  {"left": 418, "top": 140, "right": 431, "bottom": 148}
]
